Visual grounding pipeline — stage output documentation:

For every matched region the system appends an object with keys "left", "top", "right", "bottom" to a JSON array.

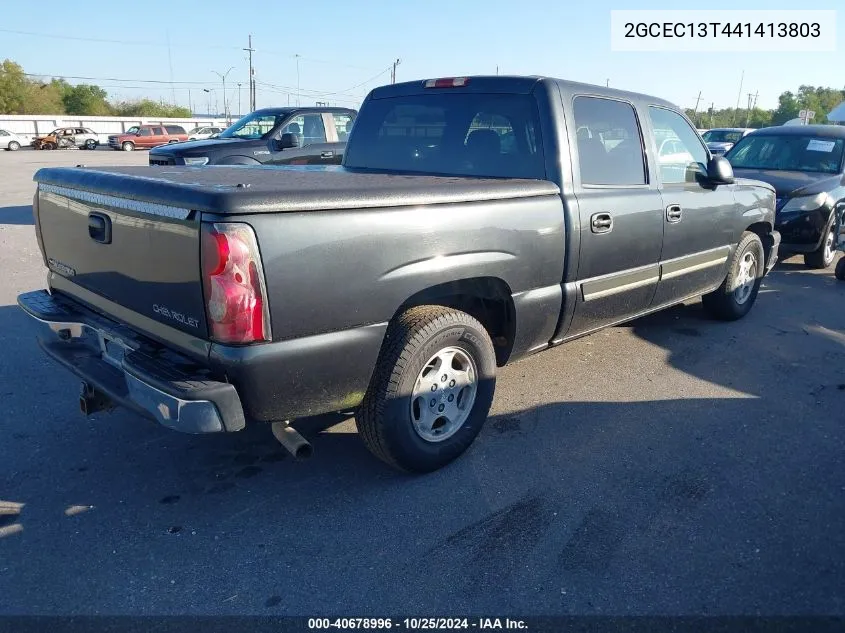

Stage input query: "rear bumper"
[{"left": 17, "top": 290, "right": 245, "bottom": 434}]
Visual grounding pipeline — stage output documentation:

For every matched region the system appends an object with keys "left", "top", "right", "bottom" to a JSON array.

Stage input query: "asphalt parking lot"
[{"left": 1, "top": 150, "right": 844, "bottom": 616}]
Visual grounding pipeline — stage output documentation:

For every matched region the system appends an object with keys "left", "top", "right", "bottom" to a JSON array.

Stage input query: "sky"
[{"left": 1, "top": 0, "right": 842, "bottom": 116}]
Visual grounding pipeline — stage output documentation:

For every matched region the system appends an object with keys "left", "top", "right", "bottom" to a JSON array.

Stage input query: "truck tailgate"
[{"left": 35, "top": 184, "right": 208, "bottom": 339}]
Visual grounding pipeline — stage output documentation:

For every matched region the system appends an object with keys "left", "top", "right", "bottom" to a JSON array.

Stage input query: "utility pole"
[
  {"left": 733, "top": 69, "right": 744, "bottom": 125},
  {"left": 391, "top": 58, "right": 401, "bottom": 84},
  {"left": 692, "top": 91, "right": 702, "bottom": 124},
  {"left": 244, "top": 34, "right": 255, "bottom": 111},
  {"left": 710, "top": 102, "right": 715, "bottom": 128},
  {"left": 295, "top": 54, "right": 301, "bottom": 106},
  {"left": 237, "top": 83, "right": 242, "bottom": 118},
  {"left": 188, "top": 89, "right": 192, "bottom": 115},
  {"left": 606, "top": 79, "right": 610, "bottom": 87},
  {"left": 496, "top": 65, "right": 499, "bottom": 75},
  {"left": 744, "top": 92, "right": 754, "bottom": 127}
]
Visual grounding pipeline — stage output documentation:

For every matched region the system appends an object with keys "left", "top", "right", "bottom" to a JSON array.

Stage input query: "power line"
[{"left": 0, "top": 28, "right": 383, "bottom": 71}]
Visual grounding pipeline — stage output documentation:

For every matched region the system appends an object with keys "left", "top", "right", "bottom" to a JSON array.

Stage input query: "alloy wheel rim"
[
  {"left": 734, "top": 251, "right": 757, "bottom": 305},
  {"left": 410, "top": 346, "right": 478, "bottom": 443}
]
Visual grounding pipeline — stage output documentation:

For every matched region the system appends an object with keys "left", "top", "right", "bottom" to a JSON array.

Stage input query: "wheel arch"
[
  {"left": 744, "top": 221, "right": 775, "bottom": 267},
  {"left": 392, "top": 277, "right": 516, "bottom": 366}
]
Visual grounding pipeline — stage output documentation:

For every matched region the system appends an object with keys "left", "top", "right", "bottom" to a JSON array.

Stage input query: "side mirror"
[
  {"left": 706, "top": 156, "right": 734, "bottom": 185},
  {"left": 275, "top": 133, "right": 300, "bottom": 150}
]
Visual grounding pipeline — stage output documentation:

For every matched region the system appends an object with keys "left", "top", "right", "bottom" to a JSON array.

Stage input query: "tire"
[
  {"left": 122, "top": 141, "right": 134, "bottom": 152},
  {"left": 357, "top": 305, "right": 497, "bottom": 473},
  {"left": 702, "top": 231, "right": 766, "bottom": 321},
  {"left": 835, "top": 257, "right": 845, "bottom": 281},
  {"left": 8, "top": 141, "right": 20, "bottom": 151},
  {"left": 85, "top": 139, "right": 97, "bottom": 150},
  {"left": 803, "top": 228, "right": 836, "bottom": 269}
]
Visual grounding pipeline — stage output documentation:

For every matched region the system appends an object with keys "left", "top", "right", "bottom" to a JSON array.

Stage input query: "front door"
[
  {"left": 136, "top": 127, "right": 153, "bottom": 148},
  {"left": 265, "top": 113, "right": 329, "bottom": 165},
  {"left": 565, "top": 95, "right": 665, "bottom": 337},
  {"left": 646, "top": 106, "right": 736, "bottom": 306}
]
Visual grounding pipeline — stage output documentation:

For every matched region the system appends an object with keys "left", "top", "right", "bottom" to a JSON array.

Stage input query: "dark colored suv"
[{"left": 148, "top": 107, "right": 357, "bottom": 166}]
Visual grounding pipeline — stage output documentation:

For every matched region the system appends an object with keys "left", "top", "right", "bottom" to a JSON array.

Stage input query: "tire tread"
[{"left": 357, "top": 305, "right": 493, "bottom": 471}]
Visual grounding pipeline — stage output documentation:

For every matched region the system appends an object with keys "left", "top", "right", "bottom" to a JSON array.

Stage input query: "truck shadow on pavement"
[
  {"left": 1, "top": 261, "right": 844, "bottom": 614},
  {"left": 0, "top": 205, "right": 34, "bottom": 226}
]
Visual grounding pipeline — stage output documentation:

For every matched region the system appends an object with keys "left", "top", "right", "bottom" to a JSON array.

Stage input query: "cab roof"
[{"left": 369, "top": 75, "right": 678, "bottom": 109}]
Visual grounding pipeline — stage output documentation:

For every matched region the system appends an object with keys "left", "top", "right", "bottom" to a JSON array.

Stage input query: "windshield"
[
  {"left": 702, "top": 130, "right": 744, "bottom": 144},
  {"left": 126, "top": 126, "right": 140, "bottom": 135},
  {"left": 343, "top": 93, "right": 545, "bottom": 179},
  {"left": 726, "top": 134, "right": 845, "bottom": 174},
  {"left": 218, "top": 112, "right": 288, "bottom": 140}
]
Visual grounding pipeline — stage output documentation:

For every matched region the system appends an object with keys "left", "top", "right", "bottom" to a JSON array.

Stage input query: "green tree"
[
  {"left": 63, "top": 83, "right": 112, "bottom": 115},
  {"left": 0, "top": 59, "right": 27, "bottom": 113},
  {"left": 112, "top": 99, "right": 191, "bottom": 118}
]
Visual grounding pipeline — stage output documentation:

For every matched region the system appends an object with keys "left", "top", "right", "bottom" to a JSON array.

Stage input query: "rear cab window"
[
  {"left": 572, "top": 96, "right": 646, "bottom": 186},
  {"left": 343, "top": 93, "right": 545, "bottom": 179}
]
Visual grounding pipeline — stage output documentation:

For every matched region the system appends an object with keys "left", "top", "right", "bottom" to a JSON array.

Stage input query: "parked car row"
[{"left": 0, "top": 124, "right": 229, "bottom": 152}]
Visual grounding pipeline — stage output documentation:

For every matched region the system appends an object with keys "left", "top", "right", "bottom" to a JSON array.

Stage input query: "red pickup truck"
[{"left": 108, "top": 124, "right": 188, "bottom": 151}]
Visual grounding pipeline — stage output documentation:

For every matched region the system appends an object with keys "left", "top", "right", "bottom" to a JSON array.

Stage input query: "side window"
[
  {"left": 0, "top": 130, "right": 8, "bottom": 137},
  {"left": 572, "top": 96, "right": 646, "bottom": 186},
  {"left": 332, "top": 113, "right": 355, "bottom": 140},
  {"left": 280, "top": 114, "right": 326, "bottom": 145},
  {"left": 302, "top": 114, "right": 326, "bottom": 145},
  {"left": 648, "top": 107, "right": 707, "bottom": 184},
  {"left": 138, "top": 128, "right": 152, "bottom": 137}
]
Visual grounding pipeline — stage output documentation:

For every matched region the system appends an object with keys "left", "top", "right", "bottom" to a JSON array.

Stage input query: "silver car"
[{"left": 701, "top": 128, "right": 754, "bottom": 156}]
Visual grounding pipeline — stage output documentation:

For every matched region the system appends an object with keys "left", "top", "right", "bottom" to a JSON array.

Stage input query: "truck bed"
[{"left": 34, "top": 165, "right": 560, "bottom": 215}]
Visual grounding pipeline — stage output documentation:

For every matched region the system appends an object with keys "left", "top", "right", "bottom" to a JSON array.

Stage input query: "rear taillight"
[{"left": 201, "top": 222, "right": 271, "bottom": 344}]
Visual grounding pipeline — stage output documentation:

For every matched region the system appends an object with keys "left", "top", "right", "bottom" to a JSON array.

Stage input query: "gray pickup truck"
[{"left": 18, "top": 75, "right": 780, "bottom": 472}]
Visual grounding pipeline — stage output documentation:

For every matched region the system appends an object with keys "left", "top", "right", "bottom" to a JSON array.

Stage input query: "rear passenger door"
[
  {"left": 566, "top": 95, "right": 665, "bottom": 336},
  {"left": 646, "top": 106, "right": 736, "bottom": 306},
  {"left": 150, "top": 126, "right": 168, "bottom": 148}
]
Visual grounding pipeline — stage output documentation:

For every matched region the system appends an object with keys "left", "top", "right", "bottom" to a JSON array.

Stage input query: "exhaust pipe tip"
[{"left": 271, "top": 421, "right": 313, "bottom": 460}]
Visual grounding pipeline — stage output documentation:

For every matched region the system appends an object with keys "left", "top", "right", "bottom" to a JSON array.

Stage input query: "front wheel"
[
  {"left": 7, "top": 141, "right": 20, "bottom": 151},
  {"left": 702, "top": 231, "right": 765, "bottom": 321},
  {"left": 835, "top": 257, "right": 845, "bottom": 281},
  {"left": 804, "top": 228, "right": 836, "bottom": 269},
  {"left": 357, "top": 305, "right": 497, "bottom": 473},
  {"left": 121, "top": 141, "right": 135, "bottom": 152}
]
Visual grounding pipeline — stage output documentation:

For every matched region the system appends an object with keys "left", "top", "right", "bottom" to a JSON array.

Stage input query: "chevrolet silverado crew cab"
[
  {"left": 19, "top": 76, "right": 780, "bottom": 473},
  {"left": 148, "top": 107, "right": 357, "bottom": 166}
]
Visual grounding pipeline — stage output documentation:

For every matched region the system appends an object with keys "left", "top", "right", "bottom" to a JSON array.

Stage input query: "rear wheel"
[
  {"left": 804, "top": 228, "right": 836, "bottom": 269},
  {"left": 357, "top": 305, "right": 497, "bottom": 473},
  {"left": 702, "top": 231, "right": 765, "bottom": 321},
  {"left": 85, "top": 138, "right": 97, "bottom": 150},
  {"left": 7, "top": 141, "right": 20, "bottom": 151},
  {"left": 122, "top": 141, "right": 135, "bottom": 152}
]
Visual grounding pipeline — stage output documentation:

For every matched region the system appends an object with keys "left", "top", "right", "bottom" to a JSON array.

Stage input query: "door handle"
[
  {"left": 590, "top": 212, "right": 613, "bottom": 234},
  {"left": 666, "top": 204, "right": 682, "bottom": 223},
  {"left": 320, "top": 151, "right": 334, "bottom": 159},
  {"left": 88, "top": 212, "right": 112, "bottom": 244}
]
